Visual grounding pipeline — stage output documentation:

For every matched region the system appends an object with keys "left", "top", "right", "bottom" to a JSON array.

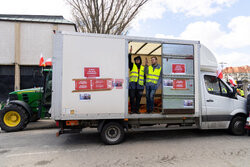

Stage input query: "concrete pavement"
[
  {"left": 0, "top": 119, "right": 57, "bottom": 133},
  {"left": 1, "top": 128, "right": 250, "bottom": 167}
]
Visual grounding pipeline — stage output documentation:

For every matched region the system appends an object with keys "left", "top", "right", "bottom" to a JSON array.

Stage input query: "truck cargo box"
[{"left": 51, "top": 32, "right": 201, "bottom": 121}]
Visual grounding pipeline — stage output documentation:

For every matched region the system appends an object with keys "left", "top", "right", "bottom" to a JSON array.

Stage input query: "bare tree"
[{"left": 66, "top": 0, "right": 148, "bottom": 35}]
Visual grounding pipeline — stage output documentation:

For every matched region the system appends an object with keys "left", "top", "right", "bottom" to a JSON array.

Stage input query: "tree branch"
[{"left": 67, "top": 0, "right": 148, "bottom": 34}]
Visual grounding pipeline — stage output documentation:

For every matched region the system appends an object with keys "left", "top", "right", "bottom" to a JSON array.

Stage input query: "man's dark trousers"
[{"left": 129, "top": 89, "right": 143, "bottom": 113}]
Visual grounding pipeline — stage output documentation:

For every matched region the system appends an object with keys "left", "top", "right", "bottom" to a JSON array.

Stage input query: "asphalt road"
[{"left": 1, "top": 122, "right": 250, "bottom": 167}]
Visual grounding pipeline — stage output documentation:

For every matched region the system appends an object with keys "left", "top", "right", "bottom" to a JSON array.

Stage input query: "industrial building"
[
  {"left": 223, "top": 65, "right": 250, "bottom": 97},
  {"left": 0, "top": 14, "right": 76, "bottom": 102}
]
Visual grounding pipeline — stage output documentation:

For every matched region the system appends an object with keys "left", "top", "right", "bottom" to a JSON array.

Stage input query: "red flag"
[
  {"left": 228, "top": 76, "right": 237, "bottom": 86},
  {"left": 39, "top": 53, "right": 45, "bottom": 66},
  {"left": 45, "top": 58, "right": 52, "bottom": 66},
  {"left": 217, "top": 66, "right": 223, "bottom": 79}
]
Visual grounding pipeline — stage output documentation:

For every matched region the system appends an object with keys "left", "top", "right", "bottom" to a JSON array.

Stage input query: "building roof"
[
  {"left": 0, "top": 14, "right": 75, "bottom": 25},
  {"left": 223, "top": 65, "right": 250, "bottom": 74}
]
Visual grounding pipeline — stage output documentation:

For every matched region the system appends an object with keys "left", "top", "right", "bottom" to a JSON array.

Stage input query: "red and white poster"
[
  {"left": 173, "top": 80, "right": 186, "bottom": 89},
  {"left": 92, "top": 79, "right": 108, "bottom": 89},
  {"left": 75, "top": 79, "right": 91, "bottom": 90},
  {"left": 172, "top": 64, "right": 186, "bottom": 74},
  {"left": 74, "top": 78, "right": 113, "bottom": 91},
  {"left": 84, "top": 67, "right": 100, "bottom": 78}
]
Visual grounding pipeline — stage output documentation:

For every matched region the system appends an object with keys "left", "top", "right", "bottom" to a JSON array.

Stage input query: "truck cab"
[
  {"left": 201, "top": 73, "right": 247, "bottom": 132},
  {"left": 199, "top": 45, "right": 247, "bottom": 134}
]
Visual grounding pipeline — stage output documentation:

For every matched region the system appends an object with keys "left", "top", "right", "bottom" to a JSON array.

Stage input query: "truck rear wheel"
[
  {"left": 100, "top": 122, "right": 125, "bottom": 145},
  {"left": 229, "top": 116, "right": 246, "bottom": 136},
  {"left": 0, "top": 104, "right": 28, "bottom": 132}
]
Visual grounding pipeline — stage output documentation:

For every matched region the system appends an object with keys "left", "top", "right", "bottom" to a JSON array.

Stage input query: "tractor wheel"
[{"left": 0, "top": 104, "right": 29, "bottom": 132}]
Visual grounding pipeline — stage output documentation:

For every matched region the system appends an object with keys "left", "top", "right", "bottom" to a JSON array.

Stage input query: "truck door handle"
[{"left": 206, "top": 99, "right": 214, "bottom": 102}]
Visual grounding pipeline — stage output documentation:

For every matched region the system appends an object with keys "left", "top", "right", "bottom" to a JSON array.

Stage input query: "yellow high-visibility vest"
[
  {"left": 240, "top": 89, "right": 245, "bottom": 97},
  {"left": 208, "top": 88, "right": 214, "bottom": 92},
  {"left": 146, "top": 65, "right": 161, "bottom": 84},
  {"left": 222, "top": 88, "right": 227, "bottom": 93},
  {"left": 129, "top": 63, "right": 144, "bottom": 86}
]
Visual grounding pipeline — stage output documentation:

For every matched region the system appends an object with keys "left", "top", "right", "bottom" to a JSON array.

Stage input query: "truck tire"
[
  {"left": 100, "top": 122, "right": 125, "bottom": 145},
  {"left": 0, "top": 104, "right": 29, "bottom": 132},
  {"left": 229, "top": 116, "right": 246, "bottom": 136}
]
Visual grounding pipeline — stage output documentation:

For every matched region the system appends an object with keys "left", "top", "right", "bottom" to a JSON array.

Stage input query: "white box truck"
[{"left": 51, "top": 32, "right": 247, "bottom": 144}]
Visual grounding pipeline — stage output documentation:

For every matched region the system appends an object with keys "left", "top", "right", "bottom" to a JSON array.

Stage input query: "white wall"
[
  {"left": 0, "top": 22, "right": 15, "bottom": 64},
  {"left": 58, "top": 24, "right": 75, "bottom": 32},
  {"left": 0, "top": 21, "right": 75, "bottom": 65},
  {"left": 20, "top": 23, "right": 54, "bottom": 65}
]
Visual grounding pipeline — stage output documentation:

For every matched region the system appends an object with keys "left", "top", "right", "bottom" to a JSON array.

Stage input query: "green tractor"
[{"left": 0, "top": 69, "right": 52, "bottom": 132}]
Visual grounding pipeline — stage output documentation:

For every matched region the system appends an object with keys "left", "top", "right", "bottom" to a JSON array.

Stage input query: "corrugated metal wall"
[
  {"left": 0, "top": 22, "right": 15, "bottom": 64},
  {"left": 0, "top": 21, "right": 75, "bottom": 102},
  {"left": 0, "top": 21, "right": 75, "bottom": 65}
]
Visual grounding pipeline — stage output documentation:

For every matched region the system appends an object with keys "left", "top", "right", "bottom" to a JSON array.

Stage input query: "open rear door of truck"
[{"left": 162, "top": 43, "right": 195, "bottom": 115}]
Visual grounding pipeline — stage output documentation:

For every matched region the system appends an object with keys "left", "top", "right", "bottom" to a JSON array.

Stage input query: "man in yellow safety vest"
[
  {"left": 129, "top": 54, "right": 145, "bottom": 114},
  {"left": 240, "top": 89, "right": 245, "bottom": 97},
  {"left": 145, "top": 56, "right": 162, "bottom": 113},
  {"left": 237, "top": 88, "right": 245, "bottom": 97}
]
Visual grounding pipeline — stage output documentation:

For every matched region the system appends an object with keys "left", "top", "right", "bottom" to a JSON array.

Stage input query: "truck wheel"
[
  {"left": 229, "top": 116, "right": 246, "bottom": 136},
  {"left": 0, "top": 104, "right": 28, "bottom": 132},
  {"left": 100, "top": 122, "right": 125, "bottom": 145}
]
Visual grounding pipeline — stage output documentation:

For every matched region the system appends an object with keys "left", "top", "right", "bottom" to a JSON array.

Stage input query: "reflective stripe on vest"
[
  {"left": 208, "top": 88, "right": 214, "bottom": 91},
  {"left": 129, "top": 63, "right": 144, "bottom": 86},
  {"left": 222, "top": 88, "right": 227, "bottom": 93},
  {"left": 146, "top": 65, "right": 161, "bottom": 84}
]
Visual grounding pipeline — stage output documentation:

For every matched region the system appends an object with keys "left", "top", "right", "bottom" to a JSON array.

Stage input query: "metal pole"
[{"left": 14, "top": 23, "right": 21, "bottom": 91}]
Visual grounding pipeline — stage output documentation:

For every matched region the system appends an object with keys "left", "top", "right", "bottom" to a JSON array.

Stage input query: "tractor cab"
[
  {"left": 0, "top": 68, "right": 52, "bottom": 132},
  {"left": 41, "top": 68, "right": 52, "bottom": 112}
]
